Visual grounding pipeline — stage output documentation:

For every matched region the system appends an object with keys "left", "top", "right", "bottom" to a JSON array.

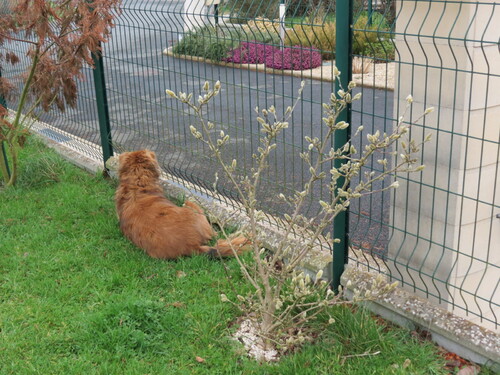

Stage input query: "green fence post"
[
  {"left": 214, "top": 3, "right": 219, "bottom": 25},
  {"left": 367, "top": 0, "right": 373, "bottom": 26},
  {"left": 332, "top": 0, "right": 353, "bottom": 292},
  {"left": 92, "top": 45, "right": 113, "bottom": 173},
  {"left": 0, "top": 68, "right": 11, "bottom": 181}
]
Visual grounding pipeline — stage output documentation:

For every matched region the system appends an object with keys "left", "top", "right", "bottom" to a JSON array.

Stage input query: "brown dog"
[{"left": 115, "top": 150, "right": 249, "bottom": 259}]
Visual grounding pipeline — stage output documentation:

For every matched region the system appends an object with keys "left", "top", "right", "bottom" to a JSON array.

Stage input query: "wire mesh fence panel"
[
  {"left": 97, "top": 0, "right": 404, "bottom": 291},
  {"left": 1, "top": 0, "right": 498, "bottom": 331},
  {"left": 2, "top": 51, "right": 102, "bottom": 160},
  {"left": 350, "top": 0, "right": 499, "bottom": 330},
  {"left": 0, "top": 0, "right": 105, "bottom": 161},
  {"left": 100, "top": 0, "right": 363, "bottom": 225},
  {"left": 348, "top": 0, "right": 397, "bottom": 264}
]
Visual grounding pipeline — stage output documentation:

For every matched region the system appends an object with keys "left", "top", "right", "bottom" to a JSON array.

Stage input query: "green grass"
[{"left": 0, "top": 138, "right": 465, "bottom": 374}]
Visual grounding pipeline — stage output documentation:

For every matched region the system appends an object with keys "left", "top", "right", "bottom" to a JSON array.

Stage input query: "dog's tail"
[{"left": 205, "top": 236, "right": 252, "bottom": 258}]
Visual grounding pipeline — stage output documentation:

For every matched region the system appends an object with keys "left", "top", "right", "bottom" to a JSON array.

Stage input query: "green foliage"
[
  {"left": 283, "top": 12, "right": 394, "bottom": 60},
  {"left": 225, "top": 0, "right": 279, "bottom": 23},
  {"left": 359, "top": 10, "right": 393, "bottom": 30},
  {"left": 353, "top": 15, "right": 383, "bottom": 55},
  {"left": 206, "top": 41, "right": 233, "bottom": 62},
  {"left": 173, "top": 26, "right": 282, "bottom": 62},
  {"left": 285, "top": 19, "right": 336, "bottom": 59},
  {"left": 175, "top": 14, "right": 394, "bottom": 63},
  {"left": 353, "top": 15, "right": 395, "bottom": 60},
  {"left": 173, "top": 27, "right": 233, "bottom": 62},
  {"left": 208, "top": 11, "right": 393, "bottom": 62},
  {"left": 361, "top": 39, "right": 396, "bottom": 61}
]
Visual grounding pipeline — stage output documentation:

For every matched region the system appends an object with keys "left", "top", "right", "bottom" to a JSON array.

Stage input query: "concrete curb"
[
  {"left": 29, "top": 120, "right": 104, "bottom": 176},
  {"left": 341, "top": 265, "right": 500, "bottom": 371}
]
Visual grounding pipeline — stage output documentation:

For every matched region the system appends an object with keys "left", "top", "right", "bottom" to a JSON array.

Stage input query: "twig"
[
  {"left": 0, "top": 32, "right": 38, "bottom": 45},
  {"left": 340, "top": 350, "right": 381, "bottom": 365}
]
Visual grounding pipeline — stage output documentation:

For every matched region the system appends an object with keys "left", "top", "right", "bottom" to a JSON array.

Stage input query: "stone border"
[
  {"left": 162, "top": 47, "right": 395, "bottom": 91},
  {"left": 30, "top": 119, "right": 499, "bottom": 371}
]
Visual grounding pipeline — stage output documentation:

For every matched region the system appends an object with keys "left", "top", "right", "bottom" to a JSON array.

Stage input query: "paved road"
[{"left": 5, "top": 0, "right": 395, "bottom": 253}]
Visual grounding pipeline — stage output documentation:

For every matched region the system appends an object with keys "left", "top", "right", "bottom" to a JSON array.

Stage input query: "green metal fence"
[
  {"left": 350, "top": 0, "right": 499, "bottom": 330},
  {"left": 1, "top": 0, "right": 498, "bottom": 330}
]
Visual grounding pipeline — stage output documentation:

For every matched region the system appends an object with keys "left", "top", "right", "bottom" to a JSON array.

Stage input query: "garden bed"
[
  {"left": 163, "top": 46, "right": 395, "bottom": 91},
  {"left": 165, "top": 15, "right": 396, "bottom": 90}
]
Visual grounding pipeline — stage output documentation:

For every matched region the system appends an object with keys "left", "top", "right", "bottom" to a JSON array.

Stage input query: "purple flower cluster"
[
  {"left": 224, "top": 42, "right": 322, "bottom": 70},
  {"left": 265, "top": 45, "right": 322, "bottom": 70},
  {"left": 224, "top": 41, "right": 277, "bottom": 64}
]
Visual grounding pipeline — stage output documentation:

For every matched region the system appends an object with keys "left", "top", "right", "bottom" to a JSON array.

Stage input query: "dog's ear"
[{"left": 144, "top": 150, "right": 160, "bottom": 176}]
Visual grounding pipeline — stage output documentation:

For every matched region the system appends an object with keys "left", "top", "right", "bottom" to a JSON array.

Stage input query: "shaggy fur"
[{"left": 115, "top": 150, "right": 249, "bottom": 259}]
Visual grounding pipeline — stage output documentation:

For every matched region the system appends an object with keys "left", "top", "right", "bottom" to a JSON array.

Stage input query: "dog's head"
[{"left": 118, "top": 150, "right": 160, "bottom": 184}]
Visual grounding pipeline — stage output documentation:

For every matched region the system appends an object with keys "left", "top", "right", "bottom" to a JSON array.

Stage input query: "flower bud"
[{"left": 316, "top": 270, "right": 323, "bottom": 280}]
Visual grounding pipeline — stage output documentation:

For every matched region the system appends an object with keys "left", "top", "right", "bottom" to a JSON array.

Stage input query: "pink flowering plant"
[
  {"left": 225, "top": 42, "right": 322, "bottom": 70},
  {"left": 224, "top": 41, "right": 277, "bottom": 64},
  {"left": 265, "top": 46, "right": 322, "bottom": 70}
]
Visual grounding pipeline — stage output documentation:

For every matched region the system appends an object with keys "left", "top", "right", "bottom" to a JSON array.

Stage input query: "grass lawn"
[{"left": 0, "top": 138, "right": 477, "bottom": 374}]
